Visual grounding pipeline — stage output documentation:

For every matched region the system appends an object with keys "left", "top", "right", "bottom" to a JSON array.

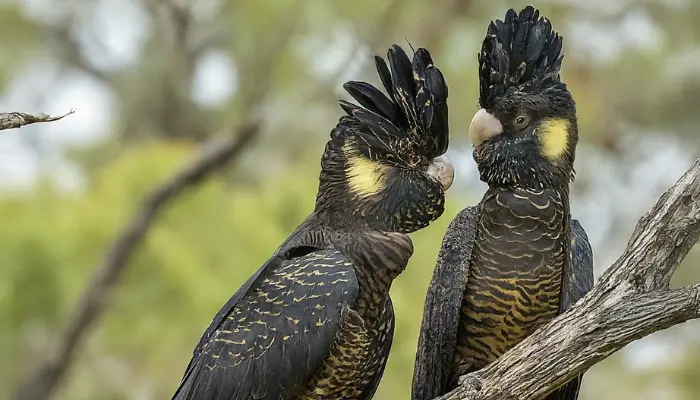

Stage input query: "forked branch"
[{"left": 437, "top": 158, "right": 700, "bottom": 400}]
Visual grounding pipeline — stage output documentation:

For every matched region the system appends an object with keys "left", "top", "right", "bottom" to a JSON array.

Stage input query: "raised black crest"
[
  {"left": 478, "top": 6, "right": 564, "bottom": 109},
  {"left": 339, "top": 44, "right": 449, "bottom": 163}
]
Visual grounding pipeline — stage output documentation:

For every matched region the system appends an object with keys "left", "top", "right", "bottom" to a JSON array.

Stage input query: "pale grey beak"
[
  {"left": 468, "top": 108, "right": 503, "bottom": 147},
  {"left": 427, "top": 154, "right": 454, "bottom": 192}
]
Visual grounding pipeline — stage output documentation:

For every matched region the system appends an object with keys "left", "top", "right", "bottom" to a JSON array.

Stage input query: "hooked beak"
[
  {"left": 468, "top": 108, "right": 503, "bottom": 147},
  {"left": 427, "top": 154, "right": 454, "bottom": 192}
]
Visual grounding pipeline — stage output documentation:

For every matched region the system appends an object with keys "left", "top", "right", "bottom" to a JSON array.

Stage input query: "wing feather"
[
  {"left": 411, "top": 206, "right": 479, "bottom": 400},
  {"left": 172, "top": 249, "right": 359, "bottom": 400},
  {"left": 560, "top": 219, "right": 595, "bottom": 311},
  {"left": 173, "top": 256, "right": 279, "bottom": 398},
  {"left": 545, "top": 218, "right": 594, "bottom": 400}
]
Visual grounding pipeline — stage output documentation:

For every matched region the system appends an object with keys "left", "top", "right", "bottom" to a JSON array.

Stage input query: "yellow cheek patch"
[
  {"left": 343, "top": 144, "right": 389, "bottom": 198},
  {"left": 539, "top": 118, "right": 570, "bottom": 161}
]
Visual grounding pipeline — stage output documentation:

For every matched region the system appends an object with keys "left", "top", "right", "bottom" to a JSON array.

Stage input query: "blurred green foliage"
[
  {"left": 0, "top": 142, "right": 461, "bottom": 399},
  {"left": 1, "top": 0, "right": 699, "bottom": 399}
]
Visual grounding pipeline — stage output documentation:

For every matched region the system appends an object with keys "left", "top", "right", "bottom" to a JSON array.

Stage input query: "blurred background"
[{"left": 1, "top": 0, "right": 699, "bottom": 399}]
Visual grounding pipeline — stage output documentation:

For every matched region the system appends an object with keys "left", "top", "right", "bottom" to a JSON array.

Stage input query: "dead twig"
[{"left": 0, "top": 110, "right": 75, "bottom": 131}]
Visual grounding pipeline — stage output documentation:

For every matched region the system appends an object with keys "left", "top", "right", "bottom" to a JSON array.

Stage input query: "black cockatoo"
[
  {"left": 172, "top": 44, "right": 453, "bottom": 400},
  {"left": 412, "top": 6, "right": 594, "bottom": 400}
]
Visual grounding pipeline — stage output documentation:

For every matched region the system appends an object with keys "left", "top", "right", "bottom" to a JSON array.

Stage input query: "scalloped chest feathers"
[{"left": 454, "top": 187, "right": 569, "bottom": 372}]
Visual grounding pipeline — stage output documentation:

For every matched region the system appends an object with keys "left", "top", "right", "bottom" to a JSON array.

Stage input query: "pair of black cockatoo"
[{"left": 170, "top": 5, "right": 593, "bottom": 400}]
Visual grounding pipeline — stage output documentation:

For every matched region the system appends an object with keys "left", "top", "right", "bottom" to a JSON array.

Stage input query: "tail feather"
[{"left": 544, "top": 374, "right": 582, "bottom": 400}]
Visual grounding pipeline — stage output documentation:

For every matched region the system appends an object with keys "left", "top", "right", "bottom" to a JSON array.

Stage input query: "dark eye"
[{"left": 514, "top": 115, "right": 529, "bottom": 129}]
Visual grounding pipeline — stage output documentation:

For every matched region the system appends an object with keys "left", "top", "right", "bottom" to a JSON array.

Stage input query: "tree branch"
[
  {"left": 14, "top": 122, "right": 261, "bottom": 400},
  {"left": 438, "top": 158, "right": 700, "bottom": 400},
  {"left": 0, "top": 110, "right": 75, "bottom": 131},
  {"left": 45, "top": 20, "right": 114, "bottom": 85}
]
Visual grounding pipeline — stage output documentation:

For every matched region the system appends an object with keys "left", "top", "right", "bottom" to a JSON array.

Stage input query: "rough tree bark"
[
  {"left": 436, "top": 157, "right": 700, "bottom": 400},
  {"left": 0, "top": 110, "right": 74, "bottom": 131}
]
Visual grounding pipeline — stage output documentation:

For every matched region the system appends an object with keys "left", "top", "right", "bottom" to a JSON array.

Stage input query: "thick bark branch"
[
  {"left": 14, "top": 123, "right": 261, "bottom": 400},
  {"left": 0, "top": 110, "right": 75, "bottom": 131},
  {"left": 438, "top": 158, "right": 700, "bottom": 400}
]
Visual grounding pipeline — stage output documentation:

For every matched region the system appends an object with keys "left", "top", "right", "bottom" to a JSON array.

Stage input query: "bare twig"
[
  {"left": 0, "top": 110, "right": 75, "bottom": 131},
  {"left": 437, "top": 158, "right": 700, "bottom": 400},
  {"left": 14, "top": 122, "right": 261, "bottom": 400}
]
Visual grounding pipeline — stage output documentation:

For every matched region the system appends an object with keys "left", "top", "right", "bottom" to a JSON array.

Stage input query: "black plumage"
[
  {"left": 172, "top": 44, "right": 453, "bottom": 400},
  {"left": 412, "top": 6, "right": 593, "bottom": 400}
]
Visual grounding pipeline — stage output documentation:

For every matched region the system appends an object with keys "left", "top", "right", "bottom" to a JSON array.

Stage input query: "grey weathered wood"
[
  {"left": 0, "top": 110, "right": 75, "bottom": 130},
  {"left": 435, "top": 158, "right": 700, "bottom": 400}
]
